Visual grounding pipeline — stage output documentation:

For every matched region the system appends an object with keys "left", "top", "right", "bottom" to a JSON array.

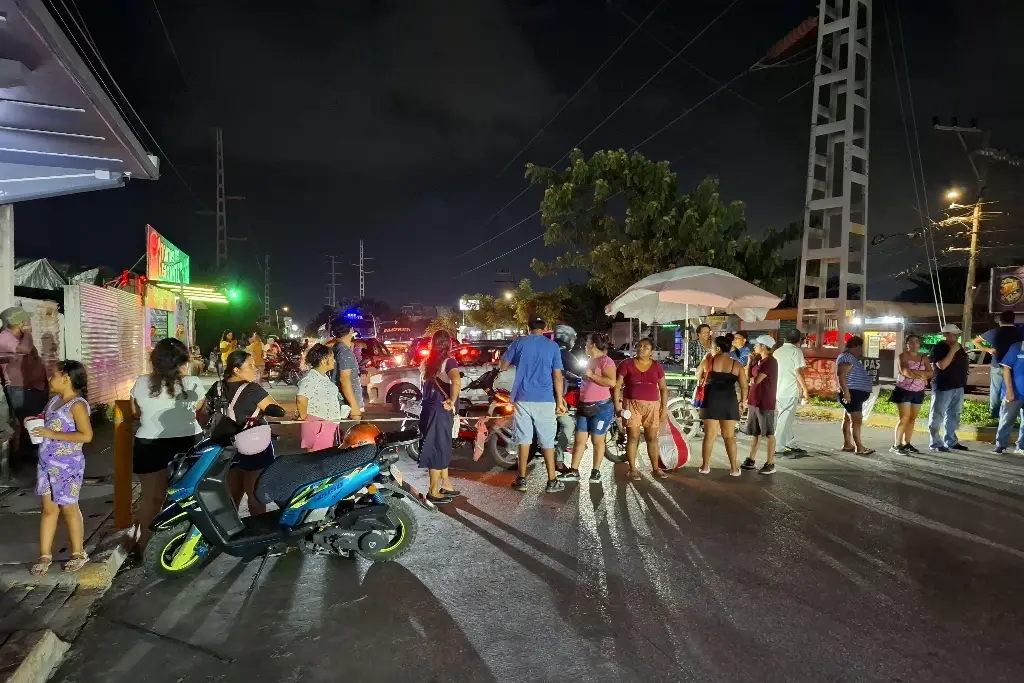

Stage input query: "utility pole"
[
  {"left": 216, "top": 127, "right": 227, "bottom": 270},
  {"left": 326, "top": 255, "right": 341, "bottom": 308},
  {"left": 933, "top": 118, "right": 990, "bottom": 344},
  {"left": 197, "top": 127, "right": 244, "bottom": 271},
  {"left": 354, "top": 240, "right": 373, "bottom": 300},
  {"left": 263, "top": 254, "right": 271, "bottom": 325}
]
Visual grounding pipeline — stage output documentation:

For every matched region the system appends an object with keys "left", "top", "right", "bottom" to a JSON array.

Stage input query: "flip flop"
[
  {"left": 855, "top": 449, "right": 875, "bottom": 456},
  {"left": 840, "top": 447, "right": 856, "bottom": 452}
]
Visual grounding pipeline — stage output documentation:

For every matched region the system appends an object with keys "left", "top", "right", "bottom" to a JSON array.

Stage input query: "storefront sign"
[
  {"left": 146, "top": 225, "right": 190, "bottom": 285},
  {"left": 803, "top": 357, "right": 838, "bottom": 397},
  {"left": 991, "top": 266, "right": 1024, "bottom": 313}
]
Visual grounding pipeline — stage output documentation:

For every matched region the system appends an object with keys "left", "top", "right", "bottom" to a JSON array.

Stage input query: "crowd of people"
[{"left": 8, "top": 297, "right": 1024, "bottom": 574}]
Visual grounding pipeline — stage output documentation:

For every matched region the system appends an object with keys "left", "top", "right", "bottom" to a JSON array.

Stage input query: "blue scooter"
[{"left": 143, "top": 425, "right": 432, "bottom": 579}]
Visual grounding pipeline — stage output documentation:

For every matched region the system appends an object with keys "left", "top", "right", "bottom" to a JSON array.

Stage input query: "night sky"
[{"left": 14, "top": 0, "right": 1024, "bottom": 324}]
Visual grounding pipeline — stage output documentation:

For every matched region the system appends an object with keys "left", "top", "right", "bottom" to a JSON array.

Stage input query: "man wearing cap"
[
  {"left": 741, "top": 335, "right": 780, "bottom": 474},
  {"left": 0, "top": 307, "right": 49, "bottom": 455},
  {"left": 499, "top": 315, "right": 567, "bottom": 493},
  {"left": 928, "top": 323, "right": 969, "bottom": 452}
]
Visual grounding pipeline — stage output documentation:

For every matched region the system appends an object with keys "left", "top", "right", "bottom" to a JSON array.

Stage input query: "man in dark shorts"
[{"left": 742, "top": 335, "right": 779, "bottom": 475}]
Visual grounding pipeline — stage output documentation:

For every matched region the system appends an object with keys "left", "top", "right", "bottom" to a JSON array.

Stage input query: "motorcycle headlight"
[{"left": 370, "top": 374, "right": 383, "bottom": 384}]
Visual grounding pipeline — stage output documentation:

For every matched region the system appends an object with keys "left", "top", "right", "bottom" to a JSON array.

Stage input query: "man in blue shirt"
[
  {"left": 331, "top": 322, "right": 363, "bottom": 420},
  {"left": 972, "top": 310, "right": 1022, "bottom": 418},
  {"left": 730, "top": 330, "right": 751, "bottom": 368},
  {"left": 500, "top": 316, "right": 567, "bottom": 493},
  {"left": 995, "top": 339, "right": 1024, "bottom": 454}
]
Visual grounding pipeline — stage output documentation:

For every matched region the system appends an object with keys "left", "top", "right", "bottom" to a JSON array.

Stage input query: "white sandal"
[
  {"left": 63, "top": 552, "right": 89, "bottom": 572},
  {"left": 30, "top": 555, "right": 52, "bottom": 577}
]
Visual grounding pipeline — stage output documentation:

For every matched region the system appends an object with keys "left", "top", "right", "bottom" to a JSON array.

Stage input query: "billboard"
[
  {"left": 991, "top": 266, "right": 1024, "bottom": 314},
  {"left": 146, "top": 225, "right": 190, "bottom": 285},
  {"left": 459, "top": 298, "right": 480, "bottom": 311}
]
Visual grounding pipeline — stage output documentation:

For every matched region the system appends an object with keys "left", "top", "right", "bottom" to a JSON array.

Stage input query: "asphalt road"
[{"left": 53, "top": 400, "right": 1024, "bottom": 683}]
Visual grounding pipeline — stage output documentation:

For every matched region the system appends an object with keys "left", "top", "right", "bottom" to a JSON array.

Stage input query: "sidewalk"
[{"left": 0, "top": 422, "right": 131, "bottom": 683}]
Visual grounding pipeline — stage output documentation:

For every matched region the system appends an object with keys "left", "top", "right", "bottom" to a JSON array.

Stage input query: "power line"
[
  {"left": 454, "top": 0, "right": 742, "bottom": 262},
  {"left": 150, "top": 0, "right": 195, "bottom": 97},
  {"left": 488, "top": 0, "right": 668, "bottom": 185},
  {"left": 59, "top": 0, "right": 203, "bottom": 206},
  {"left": 454, "top": 235, "right": 544, "bottom": 279}
]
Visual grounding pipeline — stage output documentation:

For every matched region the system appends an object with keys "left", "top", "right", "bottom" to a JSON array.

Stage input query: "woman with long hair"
[
  {"left": 695, "top": 334, "right": 747, "bottom": 475},
  {"left": 205, "top": 349, "right": 285, "bottom": 515},
  {"left": 891, "top": 333, "right": 931, "bottom": 453},
  {"left": 130, "top": 338, "right": 205, "bottom": 552},
  {"left": 614, "top": 338, "right": 669, "bottom": 479},
  {"left": 418, "top": 330, "right": 461, "bottom": 504},
  {"left": 560, "top": 333, "right": 617, "bottom": 484}
]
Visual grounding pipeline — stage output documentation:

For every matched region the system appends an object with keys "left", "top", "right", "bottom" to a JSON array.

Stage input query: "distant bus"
[{"left": 324, "top": 311, "right": 378, "bottom": 340}]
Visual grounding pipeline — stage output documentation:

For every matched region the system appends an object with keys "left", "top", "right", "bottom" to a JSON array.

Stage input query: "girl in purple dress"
[{"left": 29, "top": 361, "right": 93, "bottom": 576}]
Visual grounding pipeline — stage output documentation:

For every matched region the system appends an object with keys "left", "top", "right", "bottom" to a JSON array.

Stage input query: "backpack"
[{"left": 204, "top": 381, "right": 259, "bottom": 437}]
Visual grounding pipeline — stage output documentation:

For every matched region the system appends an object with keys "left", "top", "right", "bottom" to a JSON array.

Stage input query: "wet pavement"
[{"left": 52, "top": 419, "right": 1024, "bottom": 683}]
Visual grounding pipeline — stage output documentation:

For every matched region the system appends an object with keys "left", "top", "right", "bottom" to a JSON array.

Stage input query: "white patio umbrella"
[{"left": 605, "top": 265, "right": 782, "bottom": 323}]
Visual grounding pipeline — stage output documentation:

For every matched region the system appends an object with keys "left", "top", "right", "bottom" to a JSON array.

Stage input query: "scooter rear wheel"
[
  {"left": 356, "top": 499, "right": 418, "bottom": 563},
  {"left": 144, "top": 522, "right": 209, "bottom": 579}
]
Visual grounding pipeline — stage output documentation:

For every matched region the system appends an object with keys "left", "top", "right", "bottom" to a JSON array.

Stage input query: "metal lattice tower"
[
  {"left": 355, "top": 240, "right": 373, "bottom": 300},
  {"left": 326, "top": 255, "right": 340, "bottom": 308},
  {"left": 797, "top": 0, "right": 873, "bottom": 348},
  {"left": 263, "top": 254, "right": 271, "bottom": 324},
  {"left": 215, "top": 127, "right": 227, "bottom": 271}
]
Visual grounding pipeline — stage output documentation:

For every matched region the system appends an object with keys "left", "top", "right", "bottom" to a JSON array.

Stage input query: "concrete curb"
[
  {"left": 0, "top": 529, "right": 131, "bottom": 683},
  {"left": 796, "top": 406, "right": 996, "bottom": 443}
]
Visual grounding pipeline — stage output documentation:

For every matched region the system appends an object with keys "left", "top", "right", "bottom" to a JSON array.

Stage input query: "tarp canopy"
[
  {"left": 14, "top": 257, "right": 115, "bottom": 290},
  {"left": 0, "top": 0, "right": 159, "bottom": 203}
]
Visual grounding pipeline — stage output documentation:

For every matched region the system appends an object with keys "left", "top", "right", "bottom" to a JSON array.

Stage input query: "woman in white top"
[
  {"left": 130, "top": 338, "right": 205, "bottom": 552},
  {"left": 296, "top": 344, "right": 345, "bottom": 452}
]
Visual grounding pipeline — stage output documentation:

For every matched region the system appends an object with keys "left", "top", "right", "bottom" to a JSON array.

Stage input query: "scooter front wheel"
[
  {"left": 356, "top": 499, "right": 418, "bottom": 563},
  {"left": 144, "top": 522, "right": 210, "bottom": 579}
]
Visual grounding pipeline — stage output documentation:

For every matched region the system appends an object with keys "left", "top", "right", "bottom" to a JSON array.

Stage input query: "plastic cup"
[{"left": 25, "top": 417, "right": 44, "bottom": 445}]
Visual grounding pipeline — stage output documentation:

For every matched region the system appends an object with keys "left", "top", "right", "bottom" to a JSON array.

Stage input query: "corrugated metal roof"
[{"left": 0, "top": 0, "right": 159, "bottom": 203}]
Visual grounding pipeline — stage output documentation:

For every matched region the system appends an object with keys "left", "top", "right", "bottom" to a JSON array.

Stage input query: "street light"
[
  {"left": 503, "top": 291, "right": 514, "bottom": 300},
  {"left": 945, "top": 188, "right": 962, "bottom": 202},
  {"left": 281, "top": 305, "right": 290, "bottom": 312}
]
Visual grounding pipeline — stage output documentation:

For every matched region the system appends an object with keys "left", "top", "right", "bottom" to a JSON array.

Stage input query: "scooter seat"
[{"left": 255, "top": 444, "right": 377, "bottom": 505}]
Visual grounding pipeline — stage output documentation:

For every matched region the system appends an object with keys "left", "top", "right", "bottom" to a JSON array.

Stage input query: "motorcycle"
[
  {"left": 266, "top": 349, "right": 302, "bottom": 386},
  {"left": 398, "top": 369, "right": 506, "bottom": 463},
  {"left": 144, "top": 425, "right": 431, "bottom": 580}
]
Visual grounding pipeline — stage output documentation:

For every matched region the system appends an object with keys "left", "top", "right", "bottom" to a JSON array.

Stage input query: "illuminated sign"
[
  {"left": 459, "top": 298, "right": 480, "bottom": 311},
  {"left": 383, "top": 327, "right": 411, "bottom": 334},
  {"left": 146, "top": 225, "right": 190, "bottom": 285}
]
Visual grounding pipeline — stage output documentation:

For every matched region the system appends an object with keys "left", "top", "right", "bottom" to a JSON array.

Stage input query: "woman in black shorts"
[
  {"left": 205, "top": 349, "right": 285, "bottom": 516},
  {"left": 890, "top": 333, "right": 931, "bottom": 453},
  {"left": 695, "top": 334, "right": 748, "bottom": 476},
  {"left": 130, "top": 339, "right": 205, "bottom": 552}
]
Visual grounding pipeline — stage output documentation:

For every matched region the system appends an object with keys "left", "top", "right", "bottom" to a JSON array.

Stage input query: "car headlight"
[{"left": 370, "top": 374, "right": 383, "bottom": 384}]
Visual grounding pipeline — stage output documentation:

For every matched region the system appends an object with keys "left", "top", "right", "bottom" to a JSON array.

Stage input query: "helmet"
[
  {"left": 553, "top": 325, "right": 577, "bottom": 349},
  {"left": 233, "top": 424, "right": 272, "bottom": 455},
  {"left": 342, "top": 422, "right": 381, "bottom": 449}
]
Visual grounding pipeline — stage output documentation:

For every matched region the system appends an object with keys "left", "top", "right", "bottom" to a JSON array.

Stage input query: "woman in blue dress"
[{"left": 419, "top": 330, "right": 462, "bottom": 504}]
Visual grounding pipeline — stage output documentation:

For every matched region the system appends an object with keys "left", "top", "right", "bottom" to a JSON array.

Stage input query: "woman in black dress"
[
  {"left": 695, "top": 334, "right": 747, "bottom": 476},
  {"left": 418, "top": 330, "right": 462, "bottom": 504}
]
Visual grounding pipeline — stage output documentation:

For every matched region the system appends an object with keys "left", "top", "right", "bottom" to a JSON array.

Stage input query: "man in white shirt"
[{"left": 773, "top": 327, "right": 810, "bottom": 455}]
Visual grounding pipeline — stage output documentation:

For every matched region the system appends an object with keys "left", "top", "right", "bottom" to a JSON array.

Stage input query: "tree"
[
  {"left": 526, "top": 149, "right": 799, "bottom": 300},
  {"left": 460, "top": 279, "right": 566, "bottom": 331},
  {"left": 425, "top": 315, "right": 459, "bottom": 336},
  {"left": 305, "top": 305, "right": 336, "bottom": 336},
  {"left": 557, "top": 281, "right": 610, "bottom": 331}
]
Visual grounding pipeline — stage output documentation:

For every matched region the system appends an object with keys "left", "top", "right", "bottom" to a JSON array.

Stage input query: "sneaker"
[
  {"left": 557, "top": 469, "right": 581, "bottom": 482},
  {"left": 889, "top": 445, "right": 904, "bottom": 453},
  {"left": 545, "top": 479, "right": 565, "bottom": 493},
  {"left": 950, "top": 443, "right": 970, "bottom": 451},
  {"left": 930, "top": 445, "right": 950, "bottom": 453},
  {"left": 1013, "top": 448, "right": 1024, "bottom": 456},
  {"left": 784, "top": 446, "right": 806, "bottom": 454},
  {"left": 740, "top": 458, "right": 757, "bottom": 470},
  {"left": 512, "top": 477, "right": 528, "bottom": 492},
  {"left": 759, "top": 463, "right": 776, "bottom": 475},
  {"left": 904, "top": 444, "right": 920, "bottom": 453},
  {"left": 993, "top": 446, "right": 1006, "bottom": 454},
  {"left": 589, "top": 469, "right": 601, "bottom": 483}
]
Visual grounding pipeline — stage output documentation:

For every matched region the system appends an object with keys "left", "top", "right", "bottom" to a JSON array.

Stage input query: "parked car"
[{"left": 368, "top": 340, "right": 511, "bottom": 410}]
